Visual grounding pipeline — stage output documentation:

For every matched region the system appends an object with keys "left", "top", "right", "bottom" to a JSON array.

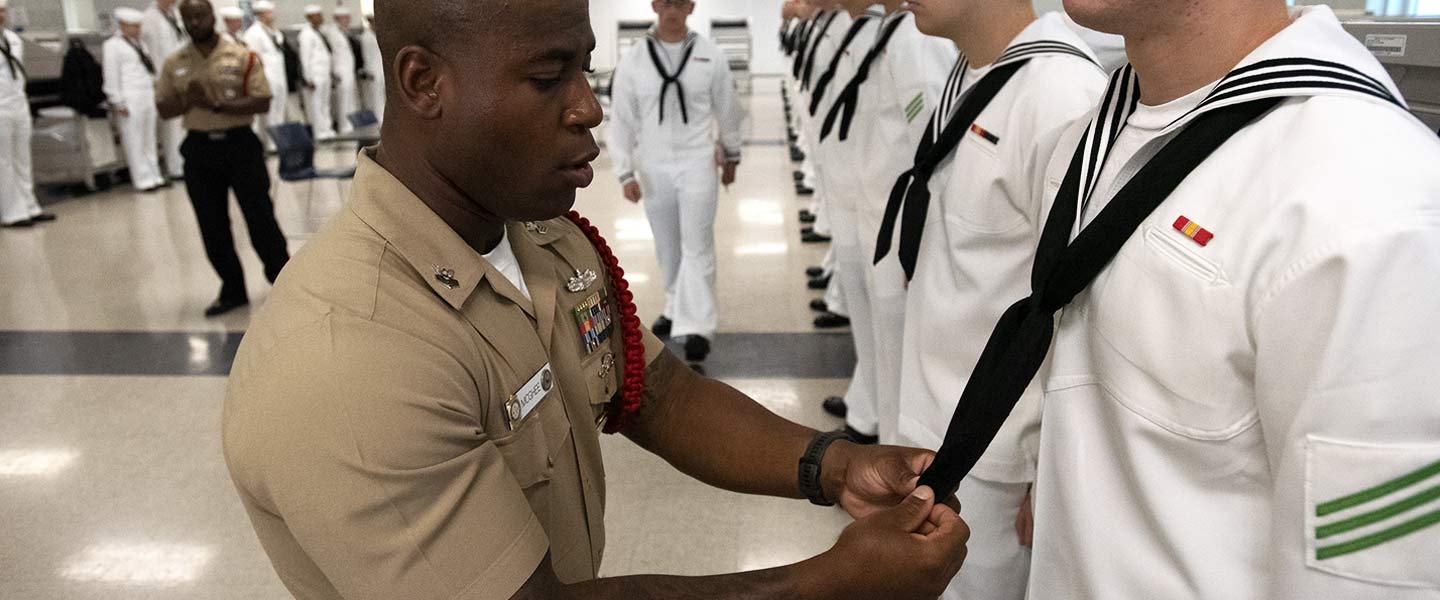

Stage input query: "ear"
[{"left": 393, "top": 45, "right": 445, "bottom": 120}]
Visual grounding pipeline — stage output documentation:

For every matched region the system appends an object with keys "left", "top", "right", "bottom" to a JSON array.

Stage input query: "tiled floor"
[{"left": 0, "top": 77, "right": 862, "bottom": 598}]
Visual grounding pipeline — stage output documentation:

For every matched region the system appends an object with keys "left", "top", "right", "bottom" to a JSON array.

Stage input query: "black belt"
[{"left": 188, "top": 126, "right": 254, "bottom": 141}]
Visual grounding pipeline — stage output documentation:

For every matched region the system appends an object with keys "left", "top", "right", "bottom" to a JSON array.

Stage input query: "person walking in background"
[
  {"left": 155, "top": 0, "right": 289, "bottom": 317},
  {"left": 322, "top": 8, "right": 357, "bottom": 135}
]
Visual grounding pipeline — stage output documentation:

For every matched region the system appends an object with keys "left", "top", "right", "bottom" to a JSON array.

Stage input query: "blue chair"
[
  {"left": 347, "top": 110, "right": 379, "bottom": 130},
  {"left": 268, "top": 122, "right": 356, "bottom": 181}
]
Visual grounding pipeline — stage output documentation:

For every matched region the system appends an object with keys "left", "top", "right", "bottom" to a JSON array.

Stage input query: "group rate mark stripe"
[{"left": 1316, "top": 459, "right": 1440, "bottom": 517}]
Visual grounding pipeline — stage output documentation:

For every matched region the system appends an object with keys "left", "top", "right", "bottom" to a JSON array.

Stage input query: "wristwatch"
[{"left": 798, "top": 430, "right": 852, "bottom": 506}]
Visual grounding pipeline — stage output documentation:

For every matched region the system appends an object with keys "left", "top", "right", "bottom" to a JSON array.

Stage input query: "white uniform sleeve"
[
  {"left": 1252, "top": 206, "right": 1440, "bottom": 597},
  {"left": 101, "top": 40, "right": 125, "bottom": 109},
  {"left": 605, "top": 51, "right": 642, "bottom": 185},
  {"left": 886, "top": 29, "right": 956, "bottom": 151},
  {"left": 710, "top": 46, "right": 745, "bottom": 164}
]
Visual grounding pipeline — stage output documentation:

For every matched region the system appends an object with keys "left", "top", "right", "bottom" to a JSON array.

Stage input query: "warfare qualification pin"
[
  {"left": 434, "top": 266, "right": 460, "bottom": 290},
  {"left": 567, "top": 269, "right": 598, "bottom": 293},
  {"left": 524, "top": 221, "right": 549, "bottom": 235}
]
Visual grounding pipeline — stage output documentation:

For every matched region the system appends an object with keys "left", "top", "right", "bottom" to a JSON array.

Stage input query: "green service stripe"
[
  {"left": 1316, "top": 508, "right": 1440, "bottom": 560},
  {"left": 906, "top": 96, "right": 924, "bottom": 114},
  {"left": 1316, "top": 459, "right": 1440, "bottom": 517},
  {"left": 1317, "top": 483, "right": 1440, "bottom": 539}
]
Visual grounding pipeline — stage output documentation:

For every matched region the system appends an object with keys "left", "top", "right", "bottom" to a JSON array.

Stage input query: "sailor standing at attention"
[
  {"left": 104, "top": 8, "right": 167, "bottom": 192},
  {"left": 298, "top": 5, "right": 335, "bottom": 140},
  {"left": 607, "top": 0, "right": 745, "bottom": 363},
  {"left": 871, "top": 0, "right": 1107, "bottom": 598},
  {"left": 908, "top": 1, "right": 1440, "bottom": 597},
  {"left": 323, "top": 8, "right": 358, "bottom": 135},
  {"left": 0, "top": 0, "right": 57, "bottom": 228},
  {"left": 817, "top": 0, "right": 954, "bottom": 444},
  {"left": 141, "top": 0, "right": 188, "bottom": 179},
  {"left": 242, "top": 1, "right": 288, "bottom": 148}
]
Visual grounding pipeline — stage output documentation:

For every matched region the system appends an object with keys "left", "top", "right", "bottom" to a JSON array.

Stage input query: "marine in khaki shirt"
[{"left": 222, "top": 0, "right": 972, "bottom": 598}]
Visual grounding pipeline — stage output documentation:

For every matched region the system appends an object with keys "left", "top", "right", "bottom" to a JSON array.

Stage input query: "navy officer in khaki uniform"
[{"left": 221, "top": 0, "right": 970, "bottom": 598}]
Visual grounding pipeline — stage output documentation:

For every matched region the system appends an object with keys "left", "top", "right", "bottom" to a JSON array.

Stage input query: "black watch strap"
[{"left": 799, "top": 430, "right": 852, "bottom": 506}]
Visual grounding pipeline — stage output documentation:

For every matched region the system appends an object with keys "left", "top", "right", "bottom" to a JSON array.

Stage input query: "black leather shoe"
[
  {"left": 807, "top": 275, "right": 831, "bottom": 290},
  {"left": 842, "top": 425, "right": 880, "bottom": 445},
  {"left": 796, "top": 185, "right": 815, "bottom": 196},
  {"left": 805, "top": 266, "right": 825, "bottom": 278},
  {"left": 651, "top": 316, "right": 673, "bottom": 337},
  {"left": 809, "top": 298, "right": 829, "bottom": 312},
  {"left": 793, "top": 171, "right": 806, "bottom": 181},
  {"left": 814, "top": 312, "right": 850, "bottom": 329},
  {"left": 790, "top": 149, "right": 806, "bottom": 162},
  {"left": 684, "top": 335, "right": 711, "bottom": 362},
  {"left": 2, "top": 219, "right": 35, "bottom": 228},
  {"left": 801, "top": 230, "right": 830, "bottom": 243},
  {"left": 30, "top": 212, "right": 57, "bottom": 223},
  {"left": 799, "top": 212, "right": 817, "bottom": 224},
  {"left": 801, "top": 226, "right": 815, "bottom": 236},
  {"left": 822, "top": 396, "right": 848, "bottom": 418},
  {"left": 204, "top": 297, "right": 249, "bottom": 318}
]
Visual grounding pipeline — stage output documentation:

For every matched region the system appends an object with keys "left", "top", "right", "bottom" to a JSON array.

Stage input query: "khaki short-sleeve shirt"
[
  {"left": 223, "top": 152, "right": 666, "bottom": 600},
  {"left": 155, "top": 36, "right": 270, "bottom": 131}
]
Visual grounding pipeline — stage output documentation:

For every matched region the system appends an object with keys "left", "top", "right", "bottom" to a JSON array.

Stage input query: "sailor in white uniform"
[
  {"left": 0, "top": 0, "right": 54, "bottom": 228},
  {"left": 242, "top": 1, "right": 289, "bottom": 147},
  {"left": 874, "top": 1, "right": 1108, "bottom": 598},
  {"left": 911, "top": 1, "right": 1440, "bottom": 597},
  {"left": 323, "top": 8, "right": 358, "bottom": 135},
  {"left": 219, "top": 6, "right": 245, "bottom": 40},
  {"left": 298, "top": 5, "right": 335, "bottom": 140},
  {"left": 826, "top": 1, "right": 954, "bottom": 445},
  {"left": 140, "top": 0, "right": 187, "bottom": 179},
  {"left": 357, "top": 12, "right": 382, "bottom": 121},
  {"left": 607, "top": 0, "right": 744, "bottom": 363},
  {"left": 810, "top": 0, "right": 883, "bottom": 441},
  {"left": 103, "top": 7, "right": 166, "bottom": 192}
]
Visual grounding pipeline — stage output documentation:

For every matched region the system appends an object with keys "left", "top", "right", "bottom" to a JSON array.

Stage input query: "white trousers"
[
  {"left": 255, "top": 79, "right": 289, "bottom": 149},
  {"left": 639, "top": 158, "right": 719, "bottom": 340},
  {"left": 0, "top": 109, "right": 41, "bottom": 225},
  {"left": 865, "top": 252, "right": 906, "bottom": 444},
  {"left": 306, "top": 77, "right": 335, "bottom": 139},
  {"left": 830, "top": 200, "right": 878, "bottom": 436},
  {"left": 332, "top": 74, "right": 357, "bottom": 134},
  {"left": 159, "top": 115, "right": 185, "bottom": 178},
  {"left": 118, "top": 96, "right": 164, "bottom": 190},
  {"left": 943, "top": 477, "right": 1032, "bottom": 600}
]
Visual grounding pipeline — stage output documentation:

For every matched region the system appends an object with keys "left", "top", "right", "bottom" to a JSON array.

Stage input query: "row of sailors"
[
  {"left": 771, "top": 0, "right": 1440, "bottom": 598},
  {"left": 100, "top": 1, "right": 382, "bottom": 191}
]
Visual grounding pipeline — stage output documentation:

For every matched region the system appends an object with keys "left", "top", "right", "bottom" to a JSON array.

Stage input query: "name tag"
[{"left": 505, "top": 363, "right": 555, "bottom": 430}]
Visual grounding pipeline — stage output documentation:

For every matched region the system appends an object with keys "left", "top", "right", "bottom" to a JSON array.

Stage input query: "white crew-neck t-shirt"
[{"left": 483, "top": 231, "right": 531, "bottom": 301}]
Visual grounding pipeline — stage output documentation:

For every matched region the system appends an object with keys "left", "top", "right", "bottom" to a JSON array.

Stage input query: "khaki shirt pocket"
[{"left": 492, "top": 389, "right": 570, "bottom": 489}]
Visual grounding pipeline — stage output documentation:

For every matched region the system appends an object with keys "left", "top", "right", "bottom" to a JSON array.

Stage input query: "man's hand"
[
  {"left": 115, "top": 106, "right": 130, "bottom": 118},
  {"left": 721, "top": 162, "right": 738, "bottom": 187},
  {"left": 815, "top": 486, "right": 970, "bottom": 600},
  {"left": 622, "top": 180, "right": 643, "bottom": 203},
  {"left": 186, "top": 80, "right": 214, "bottom": 110},
  {"left": 824, "top": 441, "right": 935, "bottom": 520},
  {"left": 1015, "top": 486, "right": 1034, "bottom": 548}
]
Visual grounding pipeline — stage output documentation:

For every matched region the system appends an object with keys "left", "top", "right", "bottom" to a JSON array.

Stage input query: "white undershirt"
[
  {"left": 1079, "top": 82, "right": 1216, "bottom": 232},
  {"left": 483, "top": 231, "right": 531, "bottom": 301},
  {"left": 659, "top": 40, "right": 686, "bottom": 71}
]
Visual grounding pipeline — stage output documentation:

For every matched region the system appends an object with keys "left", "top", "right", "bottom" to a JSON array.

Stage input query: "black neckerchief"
[{"left": 644, "top": 33, "right": 698, "bottom": 124}]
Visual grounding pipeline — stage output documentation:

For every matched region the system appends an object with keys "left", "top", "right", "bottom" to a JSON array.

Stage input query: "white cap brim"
[
  {"left": 219, "top": 7, "right": 244, "bottom": 19},
  {"left": 334, "top": 8, "right": 350, "bottom": 15},
  {"left": 253, "top": 1, "right": 275, "bottom": 12},
  {"left": 115, "top": 7, "right": 144, "bottom": 23},
  {"left": 304, "top": 5, "right": 324, "bottom": 15}
]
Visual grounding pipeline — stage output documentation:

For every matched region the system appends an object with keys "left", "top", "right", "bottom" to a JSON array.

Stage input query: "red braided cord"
[{"left": 566, "top": 211, "right": 646, "bottom": 434}]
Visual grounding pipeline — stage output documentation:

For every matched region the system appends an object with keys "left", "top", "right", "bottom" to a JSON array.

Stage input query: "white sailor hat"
[
  {"left": 252, "top": 1, "right": 275, "bottom": 12},
  {"left": 115, "top": 7, "right": 145, "bottom": 24},
  {"left": 304, "top": 5, "right": 324, "bottom": 16},
  {"left": 219, "top": 6, "right": 245, "bottom": 19},
  {"left": 334, "top": 7, "right": 351, "bottom": 16}
]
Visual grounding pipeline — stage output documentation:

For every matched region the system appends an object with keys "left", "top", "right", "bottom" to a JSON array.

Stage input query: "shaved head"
[{"left": 372, "top": 0, "right": 602, "bottom": 236}]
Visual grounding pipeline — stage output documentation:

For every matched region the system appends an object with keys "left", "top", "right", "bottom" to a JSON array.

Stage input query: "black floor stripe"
[{"left": 0, "top": 331, "right": 856, "bottom": 378}]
